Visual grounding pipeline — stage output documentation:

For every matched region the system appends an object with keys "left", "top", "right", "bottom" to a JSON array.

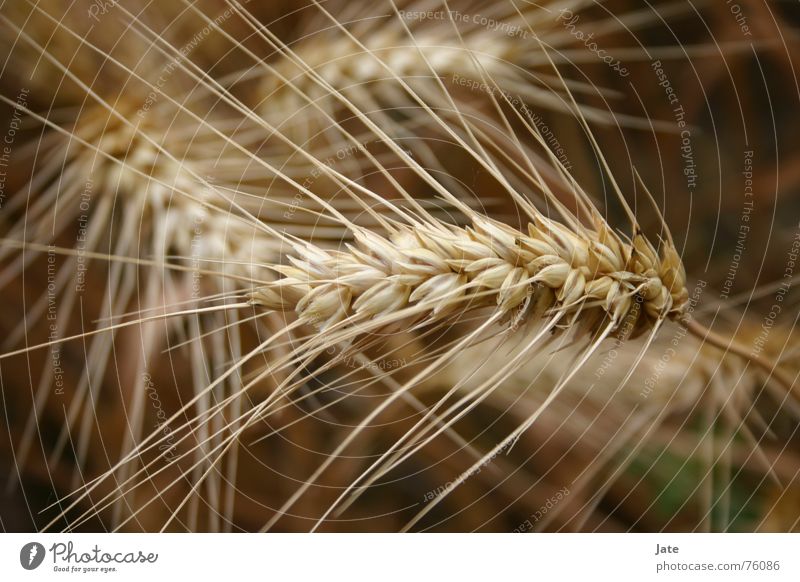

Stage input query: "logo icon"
[{"left": 20, "top": 542, "right": 46, "bottom": 570}]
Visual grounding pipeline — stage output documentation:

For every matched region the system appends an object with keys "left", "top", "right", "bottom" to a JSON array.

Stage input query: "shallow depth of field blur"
[{"left": 0, "top": 0, "right": 799, "bottom": 532}]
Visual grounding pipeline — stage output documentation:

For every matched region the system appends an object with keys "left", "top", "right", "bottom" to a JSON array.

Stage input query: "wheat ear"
[{"left": 250, "top": 213, "right": 689, "bottom": 335}]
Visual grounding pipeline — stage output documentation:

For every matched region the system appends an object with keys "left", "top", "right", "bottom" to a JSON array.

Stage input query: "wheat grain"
[{"left": 250, "top": 213, "right": 689, "bottom": 335}]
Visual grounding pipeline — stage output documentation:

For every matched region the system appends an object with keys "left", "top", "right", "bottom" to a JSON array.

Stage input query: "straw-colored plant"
[{"left": 0, "top": 0, "right": 795, "bottom": 534}]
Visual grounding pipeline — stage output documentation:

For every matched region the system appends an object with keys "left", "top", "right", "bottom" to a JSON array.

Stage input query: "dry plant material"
[
  {"left": 251, "top": 215, "right": 688, "bottom": 334},
  {"left": 0, "top": 0, "right": 796, "bottom": 534}
]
